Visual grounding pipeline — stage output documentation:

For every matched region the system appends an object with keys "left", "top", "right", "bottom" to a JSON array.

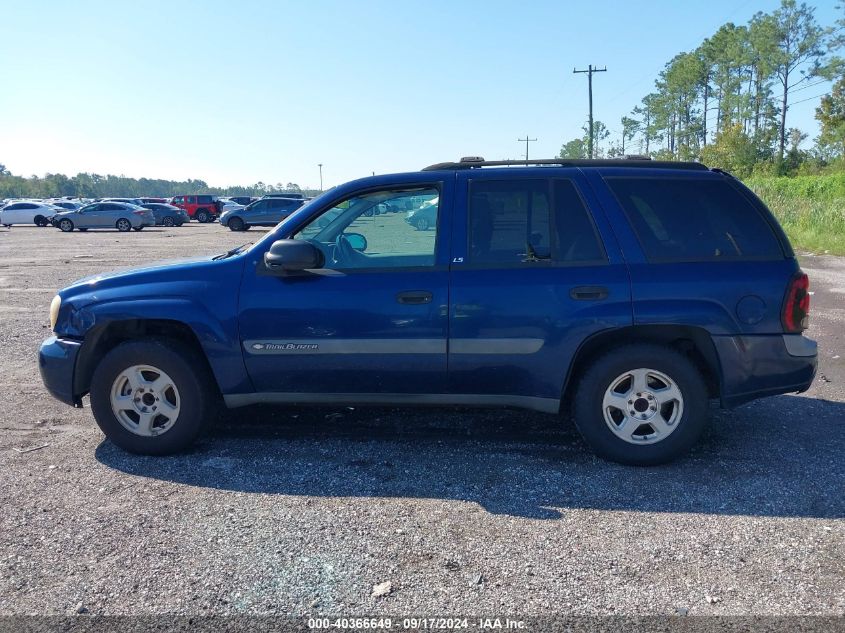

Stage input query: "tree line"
[
  {"left": 561, "top": 0, "right": 845, "bottom": 177},
  {"left": 0, "top": 165, "right": 318, "bottom": 200}
]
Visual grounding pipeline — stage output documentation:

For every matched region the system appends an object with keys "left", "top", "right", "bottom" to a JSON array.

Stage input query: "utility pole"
[
  {"left": 573, "top": 65, "right": 607, "bottom": 158},
  {"left": 317, "top": 163, "right": 323, "bottom": 191},
  {"left": 518, "top": 135, "right": 537, "bottom": 162}
]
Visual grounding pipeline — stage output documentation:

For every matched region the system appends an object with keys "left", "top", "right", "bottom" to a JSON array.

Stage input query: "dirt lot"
[{"left": 0, "top": 223, "right": 842, "bottom": 617}]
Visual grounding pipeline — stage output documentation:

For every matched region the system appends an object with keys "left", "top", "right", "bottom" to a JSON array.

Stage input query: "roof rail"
[{"left": 422, "top": 156, "right": 708, "bottom": 171}]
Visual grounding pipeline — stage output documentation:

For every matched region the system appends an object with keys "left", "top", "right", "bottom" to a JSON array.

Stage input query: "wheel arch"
[
  {"left": 561, "top": 325, "right": 722, "bottom": 412},
  {"left": 73, "top": 318, "right": 221, "bottom": 401}
]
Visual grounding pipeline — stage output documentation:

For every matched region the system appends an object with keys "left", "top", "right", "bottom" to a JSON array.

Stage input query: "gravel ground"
[{"left": 0, "top": 223, "right": 842, "bottom": 617}]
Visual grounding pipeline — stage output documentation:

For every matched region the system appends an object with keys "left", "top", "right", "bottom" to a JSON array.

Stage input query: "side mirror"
[
  {"left": 264, "top": 239, "right": 324, "bottom": 273},
  {"left": 344, "top": 232, "right": 367, "bottom": 251}
]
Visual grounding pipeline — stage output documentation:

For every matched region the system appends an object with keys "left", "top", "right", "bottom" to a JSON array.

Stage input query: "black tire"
[
  {"left": 34, "top": 215, "right": 48, "bottom": 227},
  {"left": 228, "top": 217, "right": 245, "bottom": 232},
  {"left": 116, "top": 218, "right": 132, "bottom": 232},
  {"left": 89, "top": 338, "right": 216, "bottom": 455},
  {"left": 415, "top": 216, "right": 429, "bottom": 231},
  {"left": 162, "top": 216, "right": 175, "bottom": 227},
  {"left": 78, "top": 228, "right": 89, "bottom": 232},
  {"left": 196, "top": 209, "right": 210, "bottom": 223},
  {"left": 572, "top": 344, "right": 708, "bottom": 466},
  {"left": 133, "top": 226, "right": 144, "bottom": 231},
  {"left": 59, "top": 219, "right": 74, "bottom": 232}
]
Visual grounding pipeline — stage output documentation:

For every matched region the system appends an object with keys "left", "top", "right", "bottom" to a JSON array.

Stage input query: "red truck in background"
[{"left": 169, "top": 195, "right": 222, "bottom": 223}]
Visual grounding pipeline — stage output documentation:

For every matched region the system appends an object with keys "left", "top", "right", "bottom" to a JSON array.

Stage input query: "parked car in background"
[
  {"left": 140, "top": 197, "right": 167, "bottom": 204},
  {"left": 225, "top": 196, "right": 257, "bottom": 206},
  {"left": 220, "top": 199, "right": 245, "bottom": 214},
  {"left": 169, "top": 195, "right": 222, "bottom": 223},
  {"left": 140, "top": 203, "right": 189, "bottom": 227},
  {"left": 263, "top": 192, "right": 305, "bottom": 200},
  {"left": 0, "top": 201, "right": 62, "bottom": 227},
  {"left": 51, "top": 202, "right": 154, "bottom": 232},
  {"left": 219, "top": 196, "right": 305, "bottom": 231},
  {"left": 103, "top": 197, "right": 144, "bottom": 207},
  {"left": 49, "top": 201, "right": 84, "bottom": 211},
  {"left": 405, "top": 199, "right": 438, "bottom": 230}
]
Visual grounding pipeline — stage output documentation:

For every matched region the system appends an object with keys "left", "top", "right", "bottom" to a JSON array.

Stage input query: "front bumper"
[
  {"left": 713, "top": 334, "right": 818, "bottom": 408},
  {"left": 38, "top": 336, "right": 82, "bottom": 407}
]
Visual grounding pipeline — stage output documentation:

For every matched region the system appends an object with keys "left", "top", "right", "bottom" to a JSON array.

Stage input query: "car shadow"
[{"left": 95, "top": 394, "right": 845, "bottom": 520}]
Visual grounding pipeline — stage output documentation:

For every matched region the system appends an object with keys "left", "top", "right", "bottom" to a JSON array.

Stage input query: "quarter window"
[{"left": 606, "top": 178, "right": 783, "bottom": 261}]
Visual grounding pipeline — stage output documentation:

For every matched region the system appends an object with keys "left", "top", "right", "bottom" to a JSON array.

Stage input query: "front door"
[
  {"left": 447, "top": 170, "right": 632, "bottom": 405},
  {"left": 238, "top": 177, "right": 452, "bottom": 395}
]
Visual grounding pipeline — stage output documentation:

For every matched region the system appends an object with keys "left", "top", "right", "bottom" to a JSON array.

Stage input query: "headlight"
[{"left": 49, "top": 295, "right": 61, "bottom": 331}]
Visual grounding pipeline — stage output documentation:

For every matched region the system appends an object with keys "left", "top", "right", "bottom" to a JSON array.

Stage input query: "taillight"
[
  {"left": 132, "top": 210, "right": 146, "bottom": 215},
  {"left": 782, "top": 272, "right": 810, "bottom": 333}
]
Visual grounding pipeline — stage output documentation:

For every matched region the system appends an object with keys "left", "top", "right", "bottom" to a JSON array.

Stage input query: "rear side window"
[
  {"left": 197, "top": 195, "right": 212, "bottom": 204},
  {"left": 468, "top": 179, "right": 604, "bottom": 265},
  {"left": 607, "top": 178, "right": 783, "bottom": 261}
]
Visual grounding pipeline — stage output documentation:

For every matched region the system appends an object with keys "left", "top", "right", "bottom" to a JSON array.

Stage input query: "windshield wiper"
[{"left": 213, "top": 243, "right": 252, "bottom": 260}]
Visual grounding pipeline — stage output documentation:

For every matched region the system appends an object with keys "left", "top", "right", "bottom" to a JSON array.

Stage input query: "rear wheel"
[
  {"left": 228, "top": 217, "right": 245, "bottom": 231},
  {"left": 572, "top": 344, "right": 708, "bottom": 466},
  {"left": 59, "top": 219, "right": 74, "bottom": 232},
  {"left": 89, "top": 339, "right": 215, "bottom": 455},
  {"left": 196, "top": 209, "right": 210, "bottom": 223},
  {"left": 34, "top": 215, "right": 48, "bottom": 227},
  {"left": 415, "top": 216, "right": 430, "bottom": 231},
  {"left": 116, "top": 218, "right": 131, "bottom": 232}
]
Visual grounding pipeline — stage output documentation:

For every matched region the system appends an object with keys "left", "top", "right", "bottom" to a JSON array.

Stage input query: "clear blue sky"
[{"left": 2, "top": 0, "right": 839, "bottom": 189}]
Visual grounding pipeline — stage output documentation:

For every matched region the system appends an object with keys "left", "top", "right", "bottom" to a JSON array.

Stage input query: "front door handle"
[
  {"left": 397, "top": 290, "right": 433, "bottom": 305},
  {"left": 570, "top": 286, "right": 609, "bottom": 301}
]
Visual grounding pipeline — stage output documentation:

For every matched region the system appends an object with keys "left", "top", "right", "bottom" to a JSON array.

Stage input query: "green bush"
[{"left": 746, "top": 174, "right": 845, "bottom": 255}]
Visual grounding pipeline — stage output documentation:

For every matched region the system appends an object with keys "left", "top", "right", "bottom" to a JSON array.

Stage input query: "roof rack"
[{"left": 422, "top": 156, "right": 708, "bottom": 171}]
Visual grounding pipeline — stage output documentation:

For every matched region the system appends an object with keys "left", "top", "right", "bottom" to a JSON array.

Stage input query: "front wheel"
[
  {"left": 415, "top": 216, "right": 429, "bottom": 231},
  {"left": 572, "top": 344, "right": 708, "bottom": 466},
  {"left": 116, "top": 218, "right": 132, "bottom": 232},
  {"left": 162, "top": 216, "right": 175, "bottom": 227},
  {"left": 89, "top": 339, "right": 216, "bottom": 455},
  {"left": 59, "top": 219, "right": 74, "bottom": 232},
  {"left": 228, "top": 217, "right": 245, "bottom": 231},
  {"left": 34, "top": 215, "right": 48, "bottom": 227}
]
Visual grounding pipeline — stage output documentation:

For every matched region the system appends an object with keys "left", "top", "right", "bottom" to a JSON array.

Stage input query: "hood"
[{"left": 60, "top": 255, "right": 227, "bottom": 296}]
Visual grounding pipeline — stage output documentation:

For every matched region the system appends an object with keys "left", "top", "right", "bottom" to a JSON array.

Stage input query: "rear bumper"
[
  {"left": 713, "top": 334, "right": 817, "bottom": 408},
  {"left": 38, "top": 336, "right": 82, "bottom": 407}
]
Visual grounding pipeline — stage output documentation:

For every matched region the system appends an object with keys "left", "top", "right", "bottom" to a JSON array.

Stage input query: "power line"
[
  {"left": 788, "top": 92, "right": 829, "bottom": 108},
  {"left": 788, "top": 79, "right": 828, "bottom": 94},
  {"left": 573, "top": 65, "right": 607, "bottom": 159}
]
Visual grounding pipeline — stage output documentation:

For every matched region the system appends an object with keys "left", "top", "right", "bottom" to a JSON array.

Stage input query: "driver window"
[{"left": 294, "top": 186, "right": 440, "bottom": 270}]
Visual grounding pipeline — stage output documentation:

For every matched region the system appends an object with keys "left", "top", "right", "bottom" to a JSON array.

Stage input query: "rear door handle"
[
  {"left": 570, "top": 286, "right": 609, "bottom": 301},
  {"left": 397, "top": 290, "right": 433, "bottom": 305}
]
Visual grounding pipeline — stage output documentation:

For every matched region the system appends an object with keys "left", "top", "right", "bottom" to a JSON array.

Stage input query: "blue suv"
[{"left": 38, "top": 157, "right": 816, "bottom": 465}]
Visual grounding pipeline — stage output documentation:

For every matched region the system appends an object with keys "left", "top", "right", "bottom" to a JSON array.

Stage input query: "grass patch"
[{"left": 746, "top": 175, "right": 845, "bottom": 256}]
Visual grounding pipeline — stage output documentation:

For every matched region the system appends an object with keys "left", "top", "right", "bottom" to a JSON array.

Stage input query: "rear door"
[{"left": 447, "top": 169, "right": 632, "bottom": 406}]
